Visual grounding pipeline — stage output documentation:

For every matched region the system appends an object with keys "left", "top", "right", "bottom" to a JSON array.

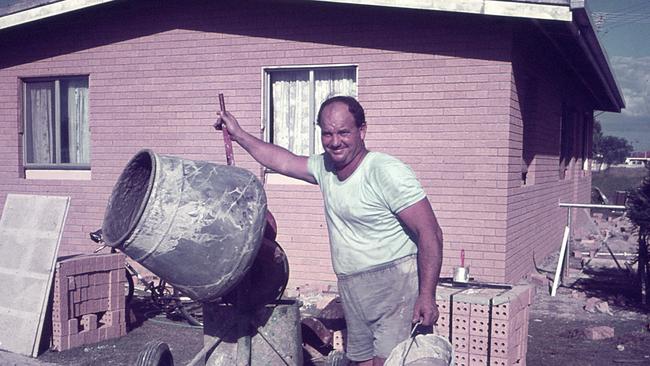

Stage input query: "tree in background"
[
  {"left": 593, "top": 120, "right": 634, "bottom": 166},
  {"left": 627, "top": 166, "right": 650, "bottom": 306}
]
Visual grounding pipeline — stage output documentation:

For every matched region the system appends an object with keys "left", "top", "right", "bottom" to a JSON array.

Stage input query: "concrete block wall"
[
  {"left": 51, "top": 253, "right": 126, "bottom": 351},
  {"left": 436, "top": 285, "right": 533, "bottom": 366},
  {"left": 0, "top": 1, "right": 594, "bottom": 288}
]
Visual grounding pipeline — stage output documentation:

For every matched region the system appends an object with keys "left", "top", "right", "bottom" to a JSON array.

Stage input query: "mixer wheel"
[{"left": 136, "top": 341, "right": 174, "bottom": 366}]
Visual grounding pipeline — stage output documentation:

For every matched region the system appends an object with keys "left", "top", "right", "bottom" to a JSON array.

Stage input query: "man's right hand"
[
  {"left": 214, "top": 110, "right": 243, "bottom": 142},
  {"left": 211, "top": 109, "right": 315, "bottom": 184}
]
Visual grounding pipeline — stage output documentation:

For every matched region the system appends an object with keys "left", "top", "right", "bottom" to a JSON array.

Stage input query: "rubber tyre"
[{"left": 136, "top": 341, "right": 174, "bottom": 366}]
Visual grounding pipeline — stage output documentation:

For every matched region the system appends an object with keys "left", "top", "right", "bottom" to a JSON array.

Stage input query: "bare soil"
[{"left": 526, "top": 259, "right": 649, "bottom": 365}]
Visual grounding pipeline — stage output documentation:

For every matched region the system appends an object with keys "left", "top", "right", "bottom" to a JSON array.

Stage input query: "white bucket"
[{"left": 385, "top": 333, "right": 454, "bottom": 366}]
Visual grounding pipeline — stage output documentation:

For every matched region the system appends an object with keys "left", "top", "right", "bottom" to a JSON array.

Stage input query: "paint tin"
[{"left": 453, "top": 266, "right": 470, "bottom": 283}]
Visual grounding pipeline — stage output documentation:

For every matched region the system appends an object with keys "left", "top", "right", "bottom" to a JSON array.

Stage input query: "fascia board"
[
  {"left": 0, "top": 0, "right": 115, "bottom": 31},
  {"left": 310, "top": 0, "right": 572, "bottom": 21}
]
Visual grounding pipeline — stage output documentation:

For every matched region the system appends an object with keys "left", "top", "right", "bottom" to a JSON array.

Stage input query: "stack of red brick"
[
  {"left": 435, "top": 285, "right": 534, "bottom": 366},
  {"left": 51, "top": 253, "right": 127, "bottom": 351}
]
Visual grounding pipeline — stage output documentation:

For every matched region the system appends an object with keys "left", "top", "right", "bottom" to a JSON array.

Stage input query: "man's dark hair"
[{"left": 316, "top": 95, "right": 366, "bottom": 128}]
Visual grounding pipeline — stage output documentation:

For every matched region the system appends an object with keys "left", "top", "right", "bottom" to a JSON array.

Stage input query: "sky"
[{"left": 588, "top": 0, "right": 650, "bottom": 152}]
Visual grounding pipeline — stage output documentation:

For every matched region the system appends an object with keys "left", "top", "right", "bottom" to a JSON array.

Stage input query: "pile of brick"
[
  {"left": 436, "top": 284, "right": 534, "bottom": 366},
  {"left": 51, "top": 253, "right": 127, "bottom": 351}
]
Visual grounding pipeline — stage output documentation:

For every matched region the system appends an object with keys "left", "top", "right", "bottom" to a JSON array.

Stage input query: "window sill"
[{"left": 25, "top": 169, "right": 91, "bottom": 181}]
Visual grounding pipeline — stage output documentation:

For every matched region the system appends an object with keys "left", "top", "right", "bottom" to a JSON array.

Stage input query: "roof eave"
[
  {"left": 568, "top": 2, "right": 625, "bottom": 112},
  {"left": 311, "top": 0, "right": 573, "bottom": 21},
  {"left": 0, "top": 0, "right": 115, "bottom": 31}
]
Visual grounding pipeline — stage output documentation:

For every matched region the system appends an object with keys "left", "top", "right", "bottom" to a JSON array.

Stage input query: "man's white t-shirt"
[{"left": 307, "top": 151, "right": 426, "bottom": 275}]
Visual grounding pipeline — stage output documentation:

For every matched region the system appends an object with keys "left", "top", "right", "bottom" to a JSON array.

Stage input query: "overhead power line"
[{"left": 591, "top": 1, "right": 650, "bottom": 34}]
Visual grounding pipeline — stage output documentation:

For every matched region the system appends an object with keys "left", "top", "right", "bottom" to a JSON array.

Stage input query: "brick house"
[{"left": 0, "top": 0, "right": 623, "bottom": 289}]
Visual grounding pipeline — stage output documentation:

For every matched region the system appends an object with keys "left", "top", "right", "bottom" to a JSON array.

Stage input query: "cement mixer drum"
[{"left": 102, "top": 149, "right": 267, "bottom": 302}]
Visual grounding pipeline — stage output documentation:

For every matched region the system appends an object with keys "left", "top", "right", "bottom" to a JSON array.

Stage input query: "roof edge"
[
  {"left": 0, "top": 0, "right": 115, "bottom": 31},
  {"left": 569, "top": 2, "right": 625, "bottom": 112},
  {"left": 309, "top": 0, "right": 572, "bottom": 21}
]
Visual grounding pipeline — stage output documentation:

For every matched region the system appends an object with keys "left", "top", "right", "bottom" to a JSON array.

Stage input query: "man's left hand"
[{"left": 413, "top": 294, "right": 439, "bottom": 326}]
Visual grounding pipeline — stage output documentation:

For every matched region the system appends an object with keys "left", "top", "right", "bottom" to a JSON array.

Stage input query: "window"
[
  {"left": 559, "top": 105, "right": 574, "bottom": 180},
  {"left": 23, "top": 76, "right": 90, "bottom": 169},
  {"left": 519, "top": 74, "right": 536, "bottom": 186},
  {"left": 263, "top": 66, "right": 357, "bottom": 156}
]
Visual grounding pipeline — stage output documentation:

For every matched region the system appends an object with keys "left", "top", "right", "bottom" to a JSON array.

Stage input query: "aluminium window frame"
[
  {"left": 261, "top": 64, "right": 359, "bottom": 158},
  {"left": 21, "top": 75, "right": 90, "bottom": 170}
]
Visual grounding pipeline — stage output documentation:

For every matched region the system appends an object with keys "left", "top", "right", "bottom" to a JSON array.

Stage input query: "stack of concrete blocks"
[
  {"left": 51, "top": 253, "right": 127, "bottom": 351},
  {"left": 435, "top": 285, "right": 534, "bottom": 366}
]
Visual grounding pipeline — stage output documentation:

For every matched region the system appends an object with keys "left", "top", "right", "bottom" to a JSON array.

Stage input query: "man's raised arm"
[{"left": 215, "top": 110, "right": 316, "bottom": 184}]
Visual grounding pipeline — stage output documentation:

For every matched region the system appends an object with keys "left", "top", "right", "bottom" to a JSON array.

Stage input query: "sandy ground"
[{"left": 2, "top": 213, "right": 648, "bottom": 365}]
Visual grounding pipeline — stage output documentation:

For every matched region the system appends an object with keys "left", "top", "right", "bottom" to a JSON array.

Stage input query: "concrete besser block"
[
  {"left": 81, "top": 329, "right": 100, "bottom": 344},
  {"left": 107, "top": 294, "right": 125, "bottom": 310},
  {"left": 68, "top": 333, "right": 84, "bottom": 349},
  {"left": 452, "top": 315, "right": 470, "bottom": 337},
  {"left": 52, "top": 336, "right": 69, "bottom": 351},
  {"left": 437, "top": 299, "right": 450, "bottom": 315},
  {"left": 490, "top": 353, "right": 522, "bottom": 366},
  {"left": 455, "top": 351, "right": 469, "bottom": 366},
  {"left": 68, "top": 318, "right": 79, "bottom": 335},
  {"left": 81, "top": 314, "right": 98, "bottom": 331},
  {"left": 73, "top": 289, "right": 81, "bottom": 304},
  {"left": 436, "top": 313, "right": 451, "bottom": 339},
  {"left": 453, "top": 333, "right": 469, "bottom": 354},
  {"left": 453, "top": 301, "right": 471, "bottom": 317},
  {"left": 51, "top": 286, "right": 69, "bottom": 322},
  {"left": 469, "top": 316, "right": 490, "bottom": 337},
  {"left": 79, "top": 274, "right": 89, "bottom": 288},
  {"left": 469, "top": 335, "right": 521, "bottom": 358},
  {"left": 491, "top": 310, "right": 527, "bottom": 340},
  {"left": 470, "top": 303, "right": 490, "bottom": 319},
  {"left": 52, "top": 321, "right": 66, "bottom": 338},
  {"left": 469, "top": 353, "right": 487, "bottom": 366},
  {"left": 68, "top": 276, "right": 76, "bottom": 291}
]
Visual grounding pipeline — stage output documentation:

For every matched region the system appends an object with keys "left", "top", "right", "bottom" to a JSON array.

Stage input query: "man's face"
[{"left": 319, "top": 102, "right": 367, "bottom": 170}]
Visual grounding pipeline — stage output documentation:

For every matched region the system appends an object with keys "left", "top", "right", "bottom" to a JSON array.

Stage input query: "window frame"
[
  {"left": 559, "top": 105, "right": 575, "bottom": 180},
  {"left": 21, "top": 75, "right": 90, "bottom": 171},
  {"left": 262, "top": 64, "right": 358, "bottom": 157}
]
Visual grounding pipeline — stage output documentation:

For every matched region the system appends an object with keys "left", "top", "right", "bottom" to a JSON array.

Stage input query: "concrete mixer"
[{"left": 101, "top": 149, "right": 302, "bottom": 366}]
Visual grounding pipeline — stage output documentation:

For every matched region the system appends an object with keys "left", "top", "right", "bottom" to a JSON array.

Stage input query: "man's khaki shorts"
[{"left": 337, "top": 255, "right": 419, "bottom": 361}]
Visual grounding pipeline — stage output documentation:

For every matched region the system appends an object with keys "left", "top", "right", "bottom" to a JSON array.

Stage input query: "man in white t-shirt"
[{"left": 216, "top": 96, "right": 443, "bottom": 366}]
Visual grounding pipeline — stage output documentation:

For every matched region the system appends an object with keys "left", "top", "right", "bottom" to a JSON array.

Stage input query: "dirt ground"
[
  {"left": 3, "top": 213, "right": 649, "bottom": 365},
  {"left": 526, "top": 212, "right": 650, "bottom": 366},
  {"left": 526, "top": 256, "right": 649, "bottom": 365}
]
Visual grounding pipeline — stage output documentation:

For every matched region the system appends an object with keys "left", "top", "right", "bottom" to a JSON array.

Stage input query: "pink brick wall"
[
  {"left": 0, "top": 2, "right": 595, "bottom": 289},
  {"left": 504, "top": 31, "right": 594, "bottom": 283}
]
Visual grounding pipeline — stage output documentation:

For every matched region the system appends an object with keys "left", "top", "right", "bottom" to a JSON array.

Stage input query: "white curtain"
[
  {"left": 314, "top": 69, "right": 357, "bottom": 154},
  {"left": 67, "top": 80, "right": 90, "bottom": 164},
  {"left": 27, "top": 83, "right": 54, "bottom": 164},
  {"left": 271, "top": 68, "right": 357, "bottom": 155},
  {"left": 271, "top": 71, "right": 310, "bottom": 156}
]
